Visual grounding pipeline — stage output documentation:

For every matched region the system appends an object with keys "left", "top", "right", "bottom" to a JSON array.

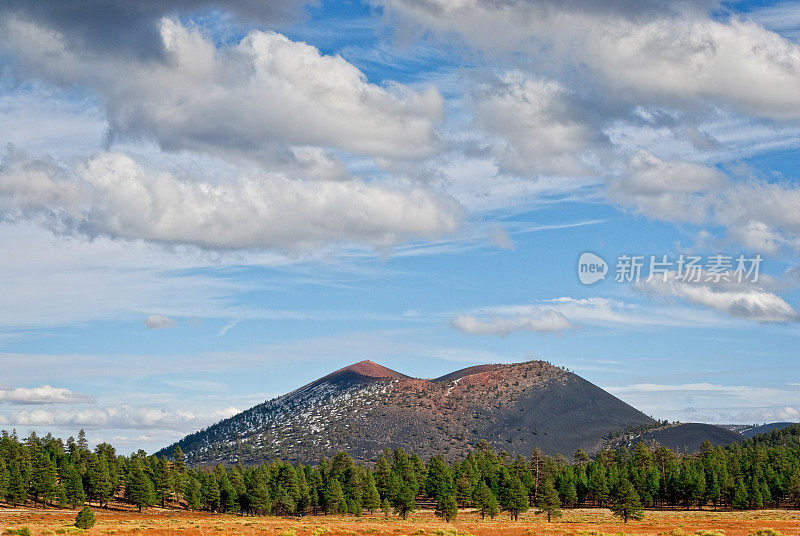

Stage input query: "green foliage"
[
  {"left": 473, "top": 480, "right": 498, "bottom": 519},
  {"left": 63, "top": 464, "right": 86, "bottom": 508},
  {"left": 610, "top": 478, "right": 644, "bottom": 523},
  {"left": 748, "top": 530, "right": 784, "bottom": 536},
  {"left": 126, "top": 458, "right": 156, "bottom": 512},
  {"left": 499, "top": 473, "right": 528, "bottom": 521},
  {"left": 2, "top": 422, "right": 800, "bottom": 520},
  {"left": 4, "top": 528, "right": 31, "bottom": 536},
  {"left": 394, "top": 483, "right": 416, "bottom": 520},
  {"left": 363, "top": 472, "right": 381, "bottom": 513},
  {"left": 536, "top": 478, "right": 562, "bottom": 522},
  {"left": 75, "top": 506, "right": 96, "bottom": 529},
  {"left": 326, "top": 478, "right": 345, "bottom": 515},
  {"left": 435, "top": 492, "right": 458, "bottom": 522}
]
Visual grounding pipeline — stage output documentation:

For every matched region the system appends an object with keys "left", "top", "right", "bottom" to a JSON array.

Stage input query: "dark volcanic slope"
[
  {"left": 633, "top": 423, "right": 744, "bottom": 452},
  {"left": 159, "top": 360, "right": 654, "bottom": 465},
  {"left": 740, "top": 422, "right": 797, "bottom": 438}
]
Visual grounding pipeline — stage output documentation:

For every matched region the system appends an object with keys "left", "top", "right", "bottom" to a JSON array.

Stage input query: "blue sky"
[{"left": 0, "top": 0, "right": 799, "bottom": 453}]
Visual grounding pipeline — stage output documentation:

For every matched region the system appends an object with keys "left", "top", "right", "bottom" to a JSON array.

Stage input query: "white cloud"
[
  {"left": 0, "top": 149, "right": 462, "bottom": 251},
  {"left": 449, "top": 295, "right": 730, "bottom": 337},
  {"left": 472, "top": 72, "right": 598, "bottom": 176},
  {"left": 607, "top": 381, "right": 800, "bottom": 423},
  {"left": 0, "top": 17, "right": 444, "bottom": 166},
  {"left": 610, "top": 383, "right": 783, "bottom": 395},
  {"left": 0, "top": 385, "right": 94, "bottom": 405},
  {"left": 2, "top": 403, "right": 239, "bottom": 429},
  {"left": 616, "top": 150, "right": 725, "bottom": 196},
  {"left": 485, "top": 296, "right": 723, "bottom": 329},
  {"left": 610, "top": 151, "right": 800, "bottom": 254},
  {"left": 451, "top": 310, "right": 572, "bottom": 336},
  {"left": 639, "top": 272, "right": 800, "bottom": 323},
  {"left": 381, "top": 1, "right": 800, "bottom": 119},
  {"left": 144, "top": 314, "right": 176, "bottom": 329}
]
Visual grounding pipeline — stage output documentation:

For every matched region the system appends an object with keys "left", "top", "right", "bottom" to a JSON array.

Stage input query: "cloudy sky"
[{"left": 1, "top": 0, "right": 799, "bottom": 453}]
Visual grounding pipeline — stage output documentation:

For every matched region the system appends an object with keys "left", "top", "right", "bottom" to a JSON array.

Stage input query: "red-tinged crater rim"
[{"left": 334, "top": 360, "right": 409, "bottom": 379}]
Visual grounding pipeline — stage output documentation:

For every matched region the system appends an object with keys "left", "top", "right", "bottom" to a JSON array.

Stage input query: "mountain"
[
  {"left": 738, "top": 422, "right": 797, "bottom": 438},
  {"left": 628, "top": 423, "right": 744, "bottom": 452},
  {"left": 159, "top": 360, "right": 655, "bottom": 465}
]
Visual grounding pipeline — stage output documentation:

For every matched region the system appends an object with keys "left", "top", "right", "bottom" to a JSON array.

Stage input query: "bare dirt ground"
[{"left": 1, "top": 507, "right": 798, "bottom": 536}]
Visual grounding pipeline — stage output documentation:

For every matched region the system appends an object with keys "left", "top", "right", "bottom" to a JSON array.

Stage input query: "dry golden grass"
[{"left": 1, "top": 508, "right": 798, "bottom": 536}]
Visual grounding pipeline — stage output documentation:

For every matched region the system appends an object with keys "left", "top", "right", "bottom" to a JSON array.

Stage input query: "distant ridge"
[
  {"left": 159, "top": 360, "right": 655, "bottom": 465},
  {"left": 628, "top": 423, "right": 745, "bottom": 452},
  {"left": 433, "top": 364, "right": 503, "bottom": 382},
  {"left": 740, "top": 422, "right": 797, "bottom": 438}
]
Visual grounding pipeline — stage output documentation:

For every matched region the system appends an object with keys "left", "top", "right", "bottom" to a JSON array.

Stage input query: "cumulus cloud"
[
  {"left": 450, "top": 294, "right": 735, "bottom": 336},
  {"left": 144, "top": 314, "right": 176, "bottom": 329},
  {"left": 381, "top": 1, "right": 800, "bottom": 119},
  {"left": 0, "top": 0, "right": 308, "bottom": 59},
  {"left": 472, "top": 72, "right": 598, "bottom": 176},
  {"left": 610, "top": 151, "right": 800, "bottom": 254},
  {"left": 451, "top": 310, "right": 572, "bottom": 336},
  {"left": 476, "top": 297, "right": 723, "bottom": 329},
  {"left": 2, "top": 403, "right": 239, "bottom": 429},
  {"left": 0, "top": 18, "right": 443, "bottom": 166},
  {"left": 0, "top": 148, "right": 462, "bottom": 251},
  {"left": 0, "top": 385, "right": 94, "bottom": 405},
  {"left": 638, "top": 272, "right": 800, "bottom": 323}
]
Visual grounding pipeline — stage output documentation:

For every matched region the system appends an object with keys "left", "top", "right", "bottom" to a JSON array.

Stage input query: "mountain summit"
[{"left": 160, "top": 360, "right": 654, "bottom": 465}]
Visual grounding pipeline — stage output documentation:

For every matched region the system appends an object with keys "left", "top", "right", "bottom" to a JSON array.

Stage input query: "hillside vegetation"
[
  {"left": 158, "top": 360, "right": 655, "bottom": 464},
  {"left": 1, "top": 425, "right": 799, "bottom": 520}
]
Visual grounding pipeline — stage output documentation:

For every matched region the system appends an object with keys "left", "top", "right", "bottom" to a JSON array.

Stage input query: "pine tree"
[
  {"left": 501, "top": 475, "right": 529, "bottom": 521},
  {"left": 425, "top": 455, "right": 452, "bottom": 501},
  {"left": 76, "top": 430, "right": 89, "bottom": 455},
  {"left": 0, "top": 459, "right": 9, "bottom": 503},
  {"left": 611, "top": 479, "right": 644, "bottom": 523},
  {"left": 56, "top": 482, "right": 68, "bottom": 508},
  {"left": 63, "top": 464, "right": 86, "bottom": 508},
  {"left": 557, "top": 470, "right": 578, "bottom": 507},
  {"left": 271, "top": 464, "right": 299, "bottom": 515},
  {"left": 374, "top": 451, "right": 393, "bottom": 500},
  {"left": 173, "top": 446, "right": 185, "bottom": 473},
  {"left": 326, "top": 478, "right": 345, "bottom": 515},
  {"left": 219, "top": 473, "right": 238, "bottom": 513},
  {"left": 245, "top": 470, "right": 271, "bottom": 515},
  {"left": 788, "top": 468, "right": 800, "bottom": 509},
  {"left": 154, "top": 457, "right": 173, "bottom": 508},
  {"left": 473, "top": 480, "right": 498, "bottom": 519},
  {"left": 295, "top": 466, "right": 311, "bottom": 515},
  {"left": 87, "top": 455, "right": 112, "bottom": 508},
  {"left": 30, "top": 452, "right": 57, "bottom": 505},
  {"left": 126, "top": 459, "right": 155, "bottom": 512},
  {"left": 394, "top": 483, "right": 416, "bottom": 520},
  {"left": 435, "top": 492, "right": 458, "bottom": 522},
  {"left": 75, "top": 506, "right": 96, "bottom": 529},
  {"left": 8, "top": 460, "right": 28, "bottom": 506},
  {"left": 381, "top": 497, "right": 391, "bottom": 517},
  {"left": 535, "top": 478, "right": 562, "bottom": 522},
  {"left": 732, "top": 478, "right": 748, "bottom": 510},
  {"left": 363, "top": 472, "right": 381, "bottom": 513},
  {"left": 201, "top": 472, "right": 220, "bottom": 512},
  {"left": 184, "top": 476, "right": 203, "bottom": 510}
]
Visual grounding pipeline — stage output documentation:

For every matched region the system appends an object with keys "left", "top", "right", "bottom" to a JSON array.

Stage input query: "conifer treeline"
[{"left": 1, "top": 425, "right": 799, "bottom": 521}]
